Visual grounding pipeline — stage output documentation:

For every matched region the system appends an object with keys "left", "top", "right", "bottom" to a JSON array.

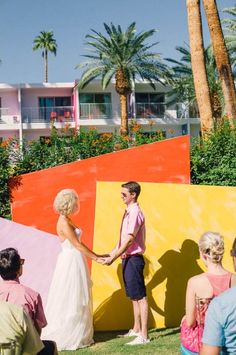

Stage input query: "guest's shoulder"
[
  {"left": 217, "top": 285, "right": 236, "bottom": 302},
  {"left": 21, "top": 283, "right": 39, "bottom": 298}
]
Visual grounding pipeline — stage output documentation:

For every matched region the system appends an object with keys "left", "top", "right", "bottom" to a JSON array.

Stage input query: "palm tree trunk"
[
  {"left": 120, "top": 94, "right": 128, "bottom": 136},
  {"left": 186, "top": 0, "right": 213, "bottom": 135},
  {"left": 44, "top": 50, "right": 48, "bottom": 83},
  {"left": 203, "top": 0, "right": 236, "bottom": 123}
]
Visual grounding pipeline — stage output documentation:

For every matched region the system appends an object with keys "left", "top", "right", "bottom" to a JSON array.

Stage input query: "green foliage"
[
  {"left": 165, "top": 45, "right": 223, "bottom": 118},
  {"left": 33, "top": 30, "right": 57, "bottom": 56},
  {"left": 0, "top": 140, "right": 13, "bottom": 218},
  {"left": 191, "top": 121, "right": 236, "bottom": 186},
  {"left": 77, "top": 22, "right": 167, "bottom": 91},
  {"left": 223, "top": 5, "right": 236, "bottom": 70}
]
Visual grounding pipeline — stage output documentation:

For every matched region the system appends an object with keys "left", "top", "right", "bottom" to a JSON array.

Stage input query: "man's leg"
[
  {"left": 138, "top": 296, "right": 148, "bottom": 340},
  {"left": 132, "top": 300, "right": 141, "bottom": 333}
]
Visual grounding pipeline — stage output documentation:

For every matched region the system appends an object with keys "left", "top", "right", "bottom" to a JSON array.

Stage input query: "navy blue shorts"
[{"left": 122, "top": 255, "right": 146, "bottom": 300}]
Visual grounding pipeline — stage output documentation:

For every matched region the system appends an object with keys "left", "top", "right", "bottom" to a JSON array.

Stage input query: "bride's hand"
[{"left": 95, "top": 256, "right": 107, "bottom": 264}]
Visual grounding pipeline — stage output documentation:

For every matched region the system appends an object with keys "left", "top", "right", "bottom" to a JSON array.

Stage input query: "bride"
[{"left": 41, "top": 188, "right": 103, "bottom": 350}]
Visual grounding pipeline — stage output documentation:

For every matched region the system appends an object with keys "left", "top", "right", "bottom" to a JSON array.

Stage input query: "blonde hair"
[
  {"left": 53, "top": 189, "right": 78, "bottom": 216},
  {"left": 198, "top": 231, "right": 224, "bottom": 264}
]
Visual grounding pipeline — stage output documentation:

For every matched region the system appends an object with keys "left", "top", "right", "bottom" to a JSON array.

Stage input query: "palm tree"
[
  {"left": 186, "top": 0, "right": 213, "bottom": 135},
  {"left": 203, "top": 0, "right": 236, "bottom": 122},
  {"left": 222, "top": 5, "right": 236, "bottom": 70},
  {"left": 166, "top": 45, "right": 223, "bottom": 120},
  {"left": 76, "top": 22, "right": 167, "bottom": 135},
  {"left": 33, "top": 31, "right": 57, "bottom": 83}
]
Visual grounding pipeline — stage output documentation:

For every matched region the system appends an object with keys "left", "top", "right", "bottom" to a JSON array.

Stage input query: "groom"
[{"left": 103, "top": 181, "right": 149, "bottom": 345}]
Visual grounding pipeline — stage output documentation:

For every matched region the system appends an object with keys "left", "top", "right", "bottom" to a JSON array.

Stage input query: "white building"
[{"left": 0, "top": 79, "right": 200, "bottom": 143}]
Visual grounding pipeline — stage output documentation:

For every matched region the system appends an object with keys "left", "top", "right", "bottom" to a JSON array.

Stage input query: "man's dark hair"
[
  {"left": 0, "top": 248, "right": 21, "bottom": 280},
  {"left": 231, "top": 238, "right": 236, "bottom": 257},
  {"left": 121, "top": 181, "right": 141, "bottom": 200}
]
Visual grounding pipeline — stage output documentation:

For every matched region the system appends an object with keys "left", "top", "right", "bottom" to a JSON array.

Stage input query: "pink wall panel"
[{"left": 0, "top": 217, "right": 60, "bottom": 305}]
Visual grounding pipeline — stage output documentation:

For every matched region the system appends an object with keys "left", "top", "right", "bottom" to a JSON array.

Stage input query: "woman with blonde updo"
[
  {"left": 180, "top": 232, "right": 236, "bottom": 355},
  {"left": 42, "top": 189, "right": 105, "bottom": 351}
]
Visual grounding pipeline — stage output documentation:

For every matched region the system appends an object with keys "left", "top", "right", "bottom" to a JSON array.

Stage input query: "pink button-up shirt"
[
  {"left": 119, "top": 202, "right": 146, "bottom": 258},
  {"left": 0, "top": 279, "right": 47, "bottom": 330}
]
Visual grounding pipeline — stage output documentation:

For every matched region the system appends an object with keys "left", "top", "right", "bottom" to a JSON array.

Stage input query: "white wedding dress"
[{"left": 41, "top": 228, "right": 94, "bottom": 350}]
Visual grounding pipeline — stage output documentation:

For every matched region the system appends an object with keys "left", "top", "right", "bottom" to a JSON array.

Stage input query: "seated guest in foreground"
[
  {"left": 0, "top": 300, "right": 44, "bottom": 354},
  {"left": 0, "top": 248, "right": 57, "bottom": 354},
  {"left": 180, "top": 232, "right": 236, "bottom": 355},
  {"left": 200, "top": 238, "right": 236, "bottom": 355},
  {"left": 0, "top": 247, "right": 47, "bottom": 334}
]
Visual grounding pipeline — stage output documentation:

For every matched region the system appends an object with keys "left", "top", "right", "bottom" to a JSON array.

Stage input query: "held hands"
[
  {"left": 95, "top": 253, "right": 110, "bottom": 264},
  {"left": 94, "top": 253, "right": 114, "bottom": 265},
  {"left": 102, "top": 256, "right": 114, "bottom": 265}
]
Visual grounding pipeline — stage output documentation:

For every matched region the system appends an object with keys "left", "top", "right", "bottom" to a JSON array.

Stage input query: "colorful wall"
[
  {"left": 4, "top": 135, "right": 222, "bottom": 329},
  {"left": 11, "top": 136, "right": 190, "bottom": 268}
]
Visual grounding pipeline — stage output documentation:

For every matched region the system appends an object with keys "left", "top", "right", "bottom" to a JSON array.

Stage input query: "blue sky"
[{"left": 0, "top": 0, "right": 233, "bottom": 84}]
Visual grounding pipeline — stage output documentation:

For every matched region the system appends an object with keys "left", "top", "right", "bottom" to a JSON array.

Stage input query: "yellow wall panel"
[{"left": 92, "top": 182, "right": 236, "bottom": 330}]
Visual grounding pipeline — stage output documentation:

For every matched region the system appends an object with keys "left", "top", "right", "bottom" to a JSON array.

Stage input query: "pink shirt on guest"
[
  {"left": 0, "top": 279, "right": 47, "bottom": 330},
  {"left": 119, "top": 202, "right": 146, "bottom": 258}
]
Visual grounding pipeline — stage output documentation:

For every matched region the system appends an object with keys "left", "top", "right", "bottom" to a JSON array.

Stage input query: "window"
[
  {"left": 39, "top": 97, "right": 72, "bottom": 121},
  {"left": 79, "top": 93, "right": 112, "bottom": 119},
  {"left": 39, "top": 97, "right": 72, "bottom": 107},
  {"left": 135, "top": 93, "right": 165, "bottom": 103},
  {"left": 79, "top": 93, "right": 111, "bottom": 104},
  {"left": 135, "top": 93, "right": 165, "bottom": 118}
]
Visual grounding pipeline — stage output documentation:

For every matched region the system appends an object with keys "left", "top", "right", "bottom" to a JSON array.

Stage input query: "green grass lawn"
[{"left": 59, "top": 327, "right": 180, "bottom": 354}]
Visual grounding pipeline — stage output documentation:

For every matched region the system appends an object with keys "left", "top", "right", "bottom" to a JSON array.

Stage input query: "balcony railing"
[
  {"left": 0, "top": 108, "right": 20, "bottom": 124},
  {"left": 135, "top": 103, "right": 166, "bottom": 118},
  {"left": 22, "top": 106, "right": 74, "bottom": 123},
  {"left": 79, "top": 103, "right": 112, "bottom": 119}
]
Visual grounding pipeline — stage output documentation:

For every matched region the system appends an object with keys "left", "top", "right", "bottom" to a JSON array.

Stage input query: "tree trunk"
[
  {"left": 115, "top": 69, "right": 130, "bottom": 136},
  {"left": 120, "top": 94, "right": 128, "bottom": 136},
  {"left": 186, "top": 0, "right": 213, "bottom": 135},
  {"left": 211, "top": 91, "right": 222, "bottom": 120},
  {"left": 44, "top": 50, "right": 48, "bottom": 83},
  {"left": 203, "top": 0, "right": 236, "bottom": 123}
]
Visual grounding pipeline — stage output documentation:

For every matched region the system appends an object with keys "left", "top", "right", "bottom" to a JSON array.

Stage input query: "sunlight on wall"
[{"left": 92, "top": 182, "right": 236, "bottom": 330}]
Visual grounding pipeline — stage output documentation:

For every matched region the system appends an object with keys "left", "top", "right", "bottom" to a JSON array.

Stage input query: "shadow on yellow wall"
[
  {"left": 94, "top": 241, "right": 203, "bottom": 330},
  {"left": 147, "top": 240, "right": 203, "bottom": 327}
]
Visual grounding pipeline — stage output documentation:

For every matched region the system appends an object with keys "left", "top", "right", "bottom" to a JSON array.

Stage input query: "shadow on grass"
[
  {"left": 94, "top": 327, "right": 180, "bottom": 343},
  {"left": 149, "top": 327, "right": 180, "bottom": 338},
  {"left": 94, "top": 330, "right": 121, "bottom": 343}
]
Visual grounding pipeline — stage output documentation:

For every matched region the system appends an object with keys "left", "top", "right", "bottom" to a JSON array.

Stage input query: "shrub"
[
  {"left": 0, "top": 140, "right": 13, "bottom": 218},
  {"left": 191, "top": 121, "right": 236, "bottom": 186}
]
